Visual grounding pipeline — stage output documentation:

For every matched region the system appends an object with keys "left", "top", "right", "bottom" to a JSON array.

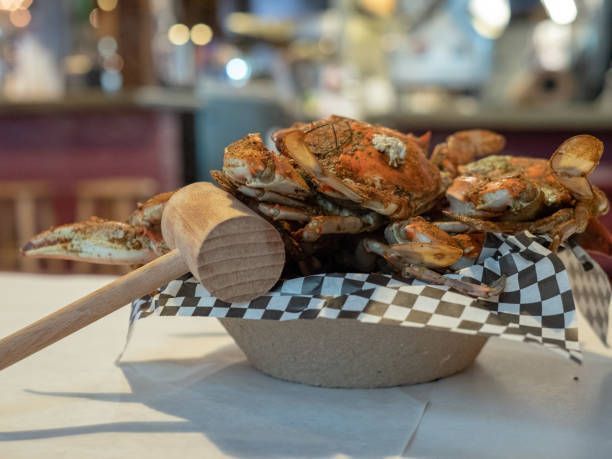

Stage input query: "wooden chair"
[
  {"left": 74, "top": 177, "right": 159, "bottom": 273},
  {"left": 0, "top": 181, "right": 56, "bottom": 272}
]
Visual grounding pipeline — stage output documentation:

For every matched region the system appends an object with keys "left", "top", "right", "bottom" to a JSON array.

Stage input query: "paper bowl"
[{"left": 219, "top": 318, "right": 487, "bottom": 388}]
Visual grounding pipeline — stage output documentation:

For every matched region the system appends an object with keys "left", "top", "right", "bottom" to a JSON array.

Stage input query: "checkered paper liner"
[{"left": 131, "top": 233, "right": 611, "bottom": 362}]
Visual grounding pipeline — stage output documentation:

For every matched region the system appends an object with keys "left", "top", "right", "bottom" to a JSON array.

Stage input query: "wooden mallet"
[{"left": 0, "top": 182, "right": 285, "bottom": 371}]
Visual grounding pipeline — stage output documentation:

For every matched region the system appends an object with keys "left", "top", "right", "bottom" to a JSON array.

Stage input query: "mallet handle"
[{"left": 0, "top": 250, "right": 186, "bottom": 371}]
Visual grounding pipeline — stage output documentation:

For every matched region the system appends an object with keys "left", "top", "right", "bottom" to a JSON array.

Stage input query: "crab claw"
[
  {"left": 362, "top": 239, "right": 505, "bottom": 298},
  {"left": 550, "top": 134, "right": 604, "bottom": 200},
  {"left": 382, "top": 242, "right": 463, "bottom": 268},
  {"left": 447, "top": 130, "right": 506, "bottom": 158},
  {"left": 384, "top": 217, "right": 464, "bottom": 268},
  {"left": 21, "top": 217, "right": 164, "bottom": 265}
]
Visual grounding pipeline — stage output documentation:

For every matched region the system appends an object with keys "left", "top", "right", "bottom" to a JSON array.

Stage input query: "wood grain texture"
[
  {"left": 161, "top": 182, "right": 285, "bottom": 302},
  {"left": 0, "top": 250, "right": 187, "bottom": 371}
]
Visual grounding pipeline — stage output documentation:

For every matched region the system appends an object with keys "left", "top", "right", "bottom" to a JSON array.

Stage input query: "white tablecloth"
[{"left": 1, "top": 273, "right": 611, "bottom": 458}]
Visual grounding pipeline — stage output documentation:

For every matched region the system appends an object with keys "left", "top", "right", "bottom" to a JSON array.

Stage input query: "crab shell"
[
  {"left": 444, "top": 135, "right": 610, "bottom": 251},
  {"left": 273, "top": 116, "right": 443, "bottom": 220},
  {"left": 218, "top": 133, "right": 311, "bottom": 203},
  {"left": 446, "top": 155, "right": 574, "bottom": 221}
]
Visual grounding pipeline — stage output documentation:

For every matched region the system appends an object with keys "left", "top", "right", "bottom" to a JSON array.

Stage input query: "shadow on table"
[
  {"left": 5, "top": 339, "right": 612, "bottom": 458},
  {"left": 0, "top": 344, "right": 423, "bottom": 458}
]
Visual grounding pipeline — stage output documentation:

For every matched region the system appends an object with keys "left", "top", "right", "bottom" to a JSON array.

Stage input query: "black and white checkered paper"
[{"left": 132, "top": 233, "right": 611, "bottom": 362}]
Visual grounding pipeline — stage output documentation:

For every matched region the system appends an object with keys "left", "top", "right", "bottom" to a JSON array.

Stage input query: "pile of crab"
[{"left": 23, "top": 116, "right": 611, "bottom": 298}]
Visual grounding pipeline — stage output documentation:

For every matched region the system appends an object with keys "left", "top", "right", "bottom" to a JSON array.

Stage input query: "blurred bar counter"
[
  {"left": 0, "top": 88, "right": 200, "bottom": 114},
  {"left": 372, "top": 105, "right": 612, "bottom": 131},
  {"left": 0, "top": 88, "right": 197, "bottom": 227},
  {"left": 3, "top": 90, "right": 612, "bottom": 129}
]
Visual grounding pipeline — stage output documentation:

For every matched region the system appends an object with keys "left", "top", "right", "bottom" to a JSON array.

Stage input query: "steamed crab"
[
  {"left": 210, "top": 116, "right": 507, "bottom": 296},
  {"left": 23, "top": 192, "right": 171, "bottom": 265},
  {"left": 23, "top": 116, "right": 508, "bottom": 297},
  {"left": 210, "top": 116, "right": 448, "bottom": 240},
  {"left": 444, "top": 135, "right": 609, "bottom": 251},
  {"left": 367, "top": 134, "right": 611, "bottom": 284},
  {"left": 211, "top": 118, "right": 504, "bottom": 244},
  {"left": 25, "top": 117, "right": 609, "bottom": 298}
]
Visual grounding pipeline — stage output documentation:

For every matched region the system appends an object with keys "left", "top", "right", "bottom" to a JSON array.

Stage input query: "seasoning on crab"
[
  {"left": 272, "top": 115, "right": 445, "bottom": 219},
  {"left": 21, "top": 216, "right": 165, "bottom": 265},
  {"left": 444, "top": 135, "right": 610, "bottom": 251},
  {"left": 372, "top": 134, "right": 407, "bottom": 168}
]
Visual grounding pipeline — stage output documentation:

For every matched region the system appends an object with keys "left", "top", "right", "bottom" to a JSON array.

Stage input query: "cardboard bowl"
[{"left": 219, "top": 318, "right": 487, "bottom": 388}]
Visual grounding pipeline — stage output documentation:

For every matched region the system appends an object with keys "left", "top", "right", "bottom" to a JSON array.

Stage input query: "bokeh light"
[
  {"left": 168, "top": 23, "right": 190, "bottom": 46},
  {"left": 226, "top": 57, "right": 250, "bottom": 82},
  {"left": 541, "top": 0, "right": 577, "bottom": 25},
  {"left": 97, "top": 36, "right": 118, "bottom": 58},
  {"left": 469, "top": 0, "right": 511, "bottom": 39},
  {"left": 97, "top": 0, "right": 118, "bottom": 12},
  {"left": 89, "top": 8, "right": 99, "bottom": 28},
  {"left": 9, "top": 8, "right": 30, "bottom": 28},
  {"left": 101, "top": 69, "right": 122, "bottom": 92},
  {"left": 0, "top": 0, "right": 24, "bottom": 11},
  {"left": 190, "top": 23, "right": 213, "bottom": 46}
]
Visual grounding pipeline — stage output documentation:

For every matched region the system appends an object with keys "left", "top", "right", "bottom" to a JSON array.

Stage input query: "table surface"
[{"left": 1, "top": 273, "right": 611, "bottom": 459}]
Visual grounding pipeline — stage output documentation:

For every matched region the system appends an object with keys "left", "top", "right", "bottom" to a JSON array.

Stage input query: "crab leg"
[
  {"left": 450, "top": 232, "right": 486, "bottom": 268},
  {"left": 392, "top": 218, "right": 485, "bottom": 268},
  {"left": 445, "top": 206, "right": 604, "bottom": 253},
  {"left": 363, "top": 239, "right": 505, "bottom": 298},
  {"left": 237, "top": 186, "right": 307, "bottom": 207},
  {"left": 21, "top": 217, "right": 164, "bottom": 265},
  {"left": 444, "top": 208, "right": 574, "bottom": 235},
  {"left": 401, "top": 264, "right": 505, "bottom": 299},
  {"left": 381, "top": 241, "right": 463, "bottom": 268},
  {"left": 432, "top": 221, "right": 472, "bottom": 233},
  {"left": 301, "top": 214, "right": 383, "bottom": 242},
  {"left": 445, "top": 205, "right": 606, "bottom": 253},
  {"left": 258, "top": 203, "right": 312, "bottom": 222},
  {"left": 259, "top": 201, "right": 384, "bottom": 242},
  {"left": 545, "top": 191, "right": 608, "bottom": 252},
  {"left": 128, "top": 191, "right": 174, "bottom": 228}
]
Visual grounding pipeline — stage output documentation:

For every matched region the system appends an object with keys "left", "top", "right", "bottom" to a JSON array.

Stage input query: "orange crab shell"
[
  {"left": 275, "top": 116, "right": 443, "bottom": 220},
  {"left": 450, "top": 156, "right": 575, "bottom": 218},
  {"left": 223, "top": 133, "right": 310, "bottom": 197}
]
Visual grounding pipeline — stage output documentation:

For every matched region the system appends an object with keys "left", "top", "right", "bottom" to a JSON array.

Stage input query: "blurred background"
[{"left": 0, "top": 0, "right": 611, "bottom": 274}]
